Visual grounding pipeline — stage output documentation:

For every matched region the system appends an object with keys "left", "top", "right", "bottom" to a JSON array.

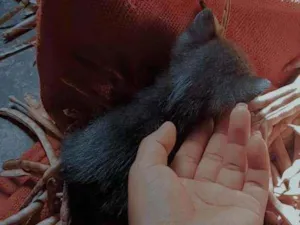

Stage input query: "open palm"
[{"left": 129, "top": 103, "right": 270, "bottom": 225}]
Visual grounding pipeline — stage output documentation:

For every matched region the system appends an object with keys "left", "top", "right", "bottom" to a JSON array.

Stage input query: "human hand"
[
  {"left": 249, "top": 75, "right": 300, "bottom": 146},
  {"left": 128, "top": 103, "right": 270, "bottom": 225}
]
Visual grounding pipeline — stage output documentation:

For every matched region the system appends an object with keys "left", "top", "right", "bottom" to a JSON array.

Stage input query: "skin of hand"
[
  {"left": 249, "top": 75, "right": 300, "bottom": 146},
  {"left": 128, "top": 103, "right": 270, "bottom": 225}
]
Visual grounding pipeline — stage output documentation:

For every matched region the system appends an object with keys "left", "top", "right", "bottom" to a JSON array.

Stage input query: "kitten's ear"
[{"left": 188, "top": 8, "right": 217, "bottom": 43}]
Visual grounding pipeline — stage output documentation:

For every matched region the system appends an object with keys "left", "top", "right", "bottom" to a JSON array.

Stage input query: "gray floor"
[{"left": 0, "top": 0, "right": 39, "bottom": 165}]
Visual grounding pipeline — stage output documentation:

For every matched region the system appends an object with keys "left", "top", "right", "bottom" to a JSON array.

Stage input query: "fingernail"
[
  {"left": 253, "top": 130, "right": 262, "bottom": 138},
  {"left": 236, "top": 103, "right": 248, "bottom": 109},
  {"left": 158, "top": 121, "right": 171, "bottom": 131},
  {"left": 157, "top": 121, "right": 176, "bottom": 136}
]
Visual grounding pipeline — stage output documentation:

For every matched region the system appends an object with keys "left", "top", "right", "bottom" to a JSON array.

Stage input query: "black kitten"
[{"left": 61, "top": 8, "right": 271, "bottom": 225}]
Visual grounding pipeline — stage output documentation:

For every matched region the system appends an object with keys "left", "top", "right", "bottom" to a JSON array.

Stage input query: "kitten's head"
[{"left": 167, "top": 8, "right": 270, "bottom": 117}]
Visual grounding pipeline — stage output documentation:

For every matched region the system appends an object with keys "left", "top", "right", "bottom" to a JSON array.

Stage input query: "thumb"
[{"left": 134, "top": 121, "right": 177, "bottom": 167}]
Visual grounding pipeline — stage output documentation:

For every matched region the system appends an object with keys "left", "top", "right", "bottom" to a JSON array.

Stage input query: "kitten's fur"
[{"left": 61, "top": 8, "right": 271, "bottom": 225}]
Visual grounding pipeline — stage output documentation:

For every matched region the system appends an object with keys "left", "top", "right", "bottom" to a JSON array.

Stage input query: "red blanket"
[{"left": 1, "top": 0, "right": 300, "bottom": 221}]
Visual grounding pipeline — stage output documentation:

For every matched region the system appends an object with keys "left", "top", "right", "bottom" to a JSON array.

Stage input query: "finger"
[
  {"left": 243, "top": 133, "right": 270, "bottom": 204},
  {"left": 134, "top": 121, "right": 177, "bottom": 168},
  {"left": 259, "top": 121, "right": 271, "bottom": 144},
  {"left": 267, "top": 113, "right": 300, "bottom": 146},
  {"left": 216, "top": 103, "right": 250, "bottom": 190},
  {"left": 243, "top": 139, "right": 270, "bottom": 225},
  {"left": 253, "top": 91, "right": 299, "bottom": 123},
  {"left": 194, "top": 113, "right": 230, "bottom": 181},
  {"left": 171, "top": 119, "right": 214, "bottom": 179},
  {"left": 270, "top": 137, "right": 292, "bottom": 175},
  {"left": 268, "top": 124, "right": 286, "bottom": 147},
  {"left": 294, "top": 130, "right": 300, "bottom": 161},
  {"left": 249, "top": 85, "right": 296, "bottom": 112},
  {"left": 259, "top": 113, "right": 300, "bottom": 147},
  {"left": 264, "top": 211, "right": 280, "bottom": 225},
  {"left": 266, "top": 98, "right": 300, "bottom": 126},
  {"left": 228, "top": 103, "right": 251, "bottom": 145}
]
